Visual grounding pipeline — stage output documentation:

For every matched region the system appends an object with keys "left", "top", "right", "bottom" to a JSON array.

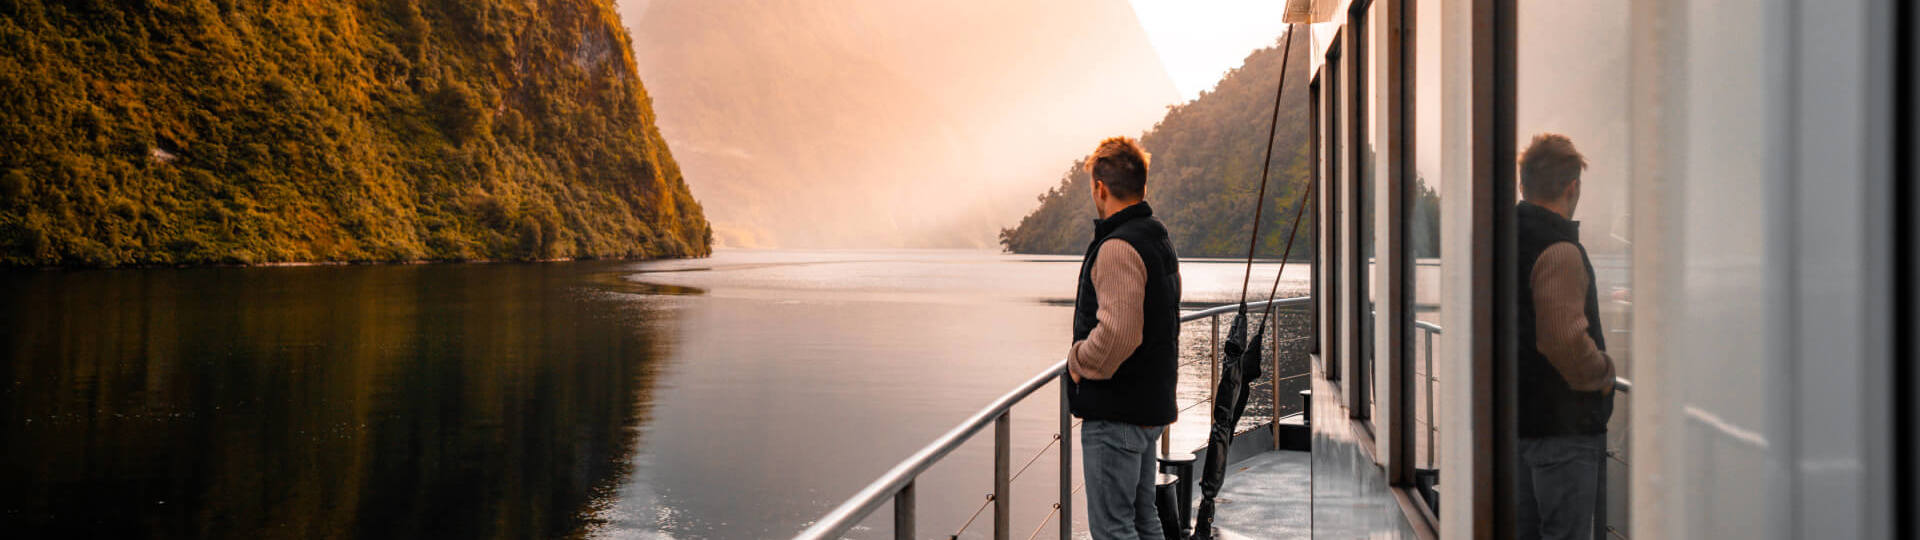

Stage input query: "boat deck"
[{"left": 1210, "top": 450, "right": 1311, "bottom": 539}]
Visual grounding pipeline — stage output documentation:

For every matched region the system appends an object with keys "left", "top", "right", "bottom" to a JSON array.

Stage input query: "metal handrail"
[
  {"left": 1179, "top": 296, "right": 1310, "bottom": 323},
  {"left": 795, "top": 360, "right": 1068, "bottom": 540},
  {"left": 1406, "top": 319, "right": 1635, "bottom": 391},
  {"left": 1176, "top": 296, "right": 1310, "bottom": 454},
  {"left": 1417, "top": 321, "right": 1441, "bottom": 468},
  {"left": 1412, "top": 319, "right": 1632, "bottom": 469},
  {"left": 805, "top": 295, "right": 1631, "bottom": 537},
  {"left": 795, "top": 296, "right": 1315, "bottom": 540}
]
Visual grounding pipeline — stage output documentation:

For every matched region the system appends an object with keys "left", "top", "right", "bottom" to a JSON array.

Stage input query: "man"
[
  {"left": 1513, "top": 133, "right": 1617, "bottom": 540},
  {"left": 1067, "top": 136, "right": 1182, "bottom": 540}
]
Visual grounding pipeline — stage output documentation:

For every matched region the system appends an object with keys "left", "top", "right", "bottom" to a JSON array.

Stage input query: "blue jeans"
[
  {"left": 1080, "top": 419, "right": 1166, "bottom": 540},
  {"left": 1515, "top": 433, "right": 1607, "bottom": 540}
]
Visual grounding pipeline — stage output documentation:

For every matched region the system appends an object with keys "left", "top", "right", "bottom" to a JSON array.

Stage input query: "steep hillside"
[
  {"left": 0, "top": 0, "right": 710, "bottom": 266},
  {"left": 1000, "top": 33, "right": 1313, "bottom": 258},
  {"left": 621, "top": 0, "right": 1180, "bottom": 248}
]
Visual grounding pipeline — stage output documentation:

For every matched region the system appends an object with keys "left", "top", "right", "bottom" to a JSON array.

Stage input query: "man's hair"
[
  {"left": 1084, "top": 136, "right": 1150, "bottom": 200},
  {"left": 1518, "top": 133, "right": 1588, "bottom": 201}
]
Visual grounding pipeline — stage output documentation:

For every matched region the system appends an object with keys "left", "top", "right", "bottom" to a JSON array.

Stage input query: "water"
[{"left": 1, "top": 249, "right": 1310, "bottom": 539}]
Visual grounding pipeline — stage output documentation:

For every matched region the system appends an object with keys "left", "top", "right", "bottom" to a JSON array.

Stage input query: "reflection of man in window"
[{"left": 1514, "top": 133, "right": 1616, "bottom": 540}]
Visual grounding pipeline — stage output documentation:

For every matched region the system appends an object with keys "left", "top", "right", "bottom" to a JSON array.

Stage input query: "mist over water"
[{"left": 618, "top": 1, "right": 1182, "bottom": 249}]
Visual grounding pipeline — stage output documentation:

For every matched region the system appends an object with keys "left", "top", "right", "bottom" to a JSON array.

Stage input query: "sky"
[
  {"left": 1128, "top": 0, "right": 1295, "bottom": 102},
  {"left": 620, "top": 0, "right": 1184, "bottom": 248},
  {"left": 614, "top": 1, "right": 1297, "bottom": 248}
]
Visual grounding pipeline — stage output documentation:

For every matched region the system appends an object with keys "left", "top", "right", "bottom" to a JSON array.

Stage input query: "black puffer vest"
[
  {"left": 1068, "top": 202, "right": 1182, "bottom": 426},
  {"left": 1515, "top": 201, "right": 1612, "bottom": 437}
]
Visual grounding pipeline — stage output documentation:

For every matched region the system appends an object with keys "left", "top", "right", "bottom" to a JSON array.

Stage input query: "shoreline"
[{"left": 1, "top": 253, "right": 713, "bottom": 272}]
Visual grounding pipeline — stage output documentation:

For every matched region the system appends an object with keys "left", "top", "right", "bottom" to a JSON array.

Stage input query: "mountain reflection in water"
[
  {"left": 1, "top": 250, "right": 1310, "bottom": 539},
  {"left": 1, "top": 262, "right": 672, "bottom": 538}
]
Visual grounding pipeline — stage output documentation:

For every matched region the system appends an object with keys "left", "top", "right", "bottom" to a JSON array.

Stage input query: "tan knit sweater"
[
  {"left": 1531, "top": 242, "right": 1616, "bottom": 392},
  {"left": 1068, "top": 239, "right": 1147, "bottom": 381}
]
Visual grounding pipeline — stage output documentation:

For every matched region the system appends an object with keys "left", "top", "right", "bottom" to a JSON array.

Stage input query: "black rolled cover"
[{"left": 1189, "top": 311, "right": 1264, "bottom": 540}]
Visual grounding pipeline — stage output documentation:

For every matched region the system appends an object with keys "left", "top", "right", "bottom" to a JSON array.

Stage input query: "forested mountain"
[
  {"left": 621, "top": 0, "right": 1179, "bottom": 248},
  {"left": 999, "top": 33, "right": 1313, "bottom": 258},
  {"left": 0, "top": 0, "right": 710, "bottom": 266}
]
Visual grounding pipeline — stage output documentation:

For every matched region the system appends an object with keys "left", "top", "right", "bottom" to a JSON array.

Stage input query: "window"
[
  {"left": 1405, "top": 0, "right": 1444, "bottom": 519},
  {"left": 1511, "top": 0, "right": 1633, "bottom": 536},
  {"left": 1322, "top": 37, "right": 1343, "bottom": 382},
  {"left": 1310, "top": 75, "right": 1323, "bottom": 358},
  {"left": 1348, "top": 1, "right": 1375, "bottom": 423}
]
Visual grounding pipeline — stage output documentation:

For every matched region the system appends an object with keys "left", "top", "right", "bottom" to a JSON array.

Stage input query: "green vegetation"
[
  {"left": 999, "top": 35, "right": 1313, "bottom": 258},
  {"left": 0, "top": 0, "right": 710, "bottom": 266}
]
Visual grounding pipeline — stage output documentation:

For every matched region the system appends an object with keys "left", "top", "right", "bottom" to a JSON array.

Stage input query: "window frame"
[
  {"left": 1900, "top": 0, "right": 1918, "bottom": 533},
  {"left": 1390, "top": 0, "right": 1441, "bottom": 529},
  {"left": 1310, "top": 73, "right": 1324, "bottom": 359},
  {"left": 1322, "top": 35, "right": 1344, "bottom": 383},
  {"left": 1488, "top": 0, "right": 1521, "bottom": 534},
  {"left": 1380, "top": 0, "right": 1415, "bottom": 494},
  {"left": 1346, "top": 0, "right": 1374, "bottom": 424}
]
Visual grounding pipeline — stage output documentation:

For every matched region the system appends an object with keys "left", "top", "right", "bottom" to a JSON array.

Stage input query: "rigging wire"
[
  {"left": 1235, "top": 24, "right": 1300, "bottom": 308},
  {"left": 1254, "top": 181, "right": 1314, "bottom": 332}
]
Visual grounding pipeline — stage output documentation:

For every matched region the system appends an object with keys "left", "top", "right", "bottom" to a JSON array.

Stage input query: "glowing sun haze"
[
  {"left": 618, "top": 1, "right": 1294, "bottom": 249},
  {"left": 1127, "top": 0, "right": 1295, "bottom": 101}
]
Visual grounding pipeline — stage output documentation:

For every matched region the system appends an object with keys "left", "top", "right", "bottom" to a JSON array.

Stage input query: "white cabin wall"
[
  {"left": 1434, "top": 0, "right": 1481, "bottom": 536},
  {"left": 1629, "top": 0, "right": 1897, "bottom": 538},
  {"left": 1789, "top": 1, "right": 1895, "bottom": 538},
  {"left": 1634, "top": 0, "right": 1795, "bottom": 535},
  {"left": 1370, "top": 0, "right": 1402, "bottom": 480},
  {"left": 1623, "top": 0, "right": 1673, "bottom": 535}
]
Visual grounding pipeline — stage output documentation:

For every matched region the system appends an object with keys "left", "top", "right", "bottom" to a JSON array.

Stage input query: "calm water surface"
[{"left": 1, "top": 249, "right": 1309, "bottom": 539}]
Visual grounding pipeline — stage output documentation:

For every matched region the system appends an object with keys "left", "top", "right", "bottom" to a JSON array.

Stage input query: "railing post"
[
  {"left": 1424, "top": 330, "right": 1435, "bottom": 467},
  {"left": 1059, "top": 372, "right": 1073, "bottom": 540},
  {"left": 995, "top": 412, "right": 1011, "bottom": 540},
  {"left": 1209, "top": 314, "right": 1219, "bottom": 397},
  {"left": 1271, "top": 313, "right": 1282, "bottom": 449},
  {"left": 894, "top": 480, "right": 914, "bottom": 540}
]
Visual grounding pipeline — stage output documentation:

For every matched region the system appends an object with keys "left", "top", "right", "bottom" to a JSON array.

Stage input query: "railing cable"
[
  {"left": 1171, "top": 367, "right": 1299, "bottom": 416},
  {"left": 1009, "top": 433, "right": 1062, "bottom": 484},
  {"left": 1176, "top": 335, "right": 1311, "bottom": 370},
  {"left": 1023, "top": 480, "right": 1085, "bottom": 540},
  {"left": 952, "top": 426, "right": 1078, "bottom": 538},
  {"left": 951, "top": 493, "right": 996, "bottom": 539},
  {"left": 1028, "top": 504, "right": 1063, "bottom": 540}
]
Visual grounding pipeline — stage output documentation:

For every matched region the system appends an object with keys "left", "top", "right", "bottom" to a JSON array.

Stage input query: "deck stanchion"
[
  {"left": 1271, "top": 314, "right": 1281, "bottom": 449},
  {"left": 1210, "top": 315, "right": 1219, "bottom": 399},
  {"left": 1059, "top": 373, "right": 1073, "bottom": 540},
  {"left": 1424, "top": 330, "right": 1436, "bottom": 465},
  {"left": 894, "top": 480, "right": 914, "bottom": 540},
  {"left": 995, "top": 412, "right": 1011, "bottom": 540}
]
